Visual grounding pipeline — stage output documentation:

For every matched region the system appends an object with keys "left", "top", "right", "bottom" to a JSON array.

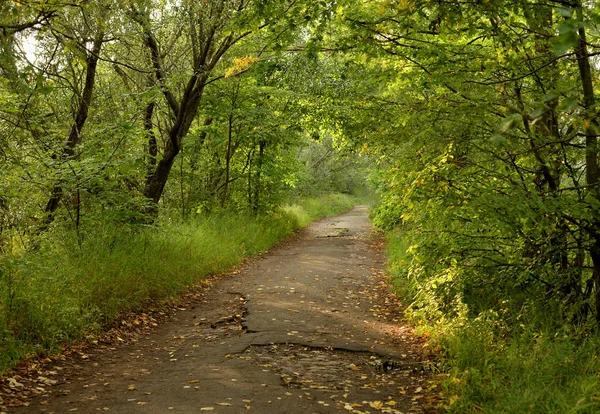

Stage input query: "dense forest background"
[{"left": 2, "top": 0, "right": 600, "bottom": 412}]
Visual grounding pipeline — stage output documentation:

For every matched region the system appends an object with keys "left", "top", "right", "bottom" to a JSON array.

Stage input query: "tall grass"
[
  {"left": 439, "top": 327, "right": 600, "bottom": 413},
  {"left": 0, "top": 194, "right": 356, "bottom": 374},
  {"left": 385, "top": 231, "right": 600, "bottom": 413}
]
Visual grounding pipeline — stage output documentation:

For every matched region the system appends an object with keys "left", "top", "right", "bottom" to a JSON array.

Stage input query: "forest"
[{"left": 1, "top": 0, "right": 600, "bottom": 412}]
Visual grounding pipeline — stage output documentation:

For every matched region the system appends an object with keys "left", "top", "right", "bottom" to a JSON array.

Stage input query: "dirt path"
[{"left": 6, "top": 206, "right": 433, "bottom": 413}]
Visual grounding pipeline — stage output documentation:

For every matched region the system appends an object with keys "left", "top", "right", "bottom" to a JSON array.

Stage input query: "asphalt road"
[{"left": 8, "top": 206, "right": 431, "bottom": 414}]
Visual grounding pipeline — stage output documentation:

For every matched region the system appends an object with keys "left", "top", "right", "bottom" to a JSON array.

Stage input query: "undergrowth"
[
  {"left": 0, "top": 193, "right": 356, "bottom": 374},
  {"left": 386, "top": 230, "right": 600, "bottom": 414}
]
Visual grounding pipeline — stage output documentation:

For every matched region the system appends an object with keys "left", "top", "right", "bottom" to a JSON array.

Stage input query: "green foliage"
[
  {"left": 339, "top": 0, "right": 600, "bottom": 411},
  {"left": 387, "top": 235, "right": 600, "bottom": 413},
  {"left": 0, "top": 0, "right": 358, "bottom": 235},
  {"left": 358, "top": 0, "right": 600, "bottom": 323}
]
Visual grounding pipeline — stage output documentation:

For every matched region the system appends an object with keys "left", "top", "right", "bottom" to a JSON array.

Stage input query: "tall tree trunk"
[
  {"left": 574, "top": 11, "right": 600, "bottom": 324},
  {"left": 144, "top": 136, "right": 179, "bottom": 204},
  {"left": 252, "top": 140, "right": 266, "bottom": 214},
  {"left": 221, "top": 114, "right": 234, "bottom": 208},
  {"left": 142, "top": 78, "right": 208, "bottom": 204},
  {"left": 132, "top": 2, "right": 254, "bottom": 212},
  {"left": 145, "top": 101, "right": 157, "bottom": 179},
  {"left": 43, "top": 31, "right": 104, "bottom": 224},
  {"left": 247, "top": 152, "right": 253, "bottom": 210},
  {"left": 136, "top": 5, "right": 232, "bottom": 208}
]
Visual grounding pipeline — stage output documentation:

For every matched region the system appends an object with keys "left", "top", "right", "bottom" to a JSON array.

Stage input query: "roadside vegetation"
[
  {"left": 386, "top": 232, "right": 600, "bottom": 413},
  {"left": 3, "top": 1, "right": 600, "bottom": 412},
  {"left": 358, "top": 2, "right": 600, "bottom": 412},
  {"left": 0, "top": 193, "right": 357, "bottom": 373}
]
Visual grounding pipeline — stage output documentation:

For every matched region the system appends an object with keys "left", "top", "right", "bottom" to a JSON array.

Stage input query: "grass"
[
  {"left": 385, "top": 231, "right": 600, "bottom": 414},
  {"left": 0, "top": 193, "right": 357, "bottom": 374},
  {"left": 436, "top": 325, "right": 600, "bottom": 413}
]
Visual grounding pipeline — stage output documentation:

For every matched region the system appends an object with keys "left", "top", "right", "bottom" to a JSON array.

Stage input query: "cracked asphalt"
[{"left": 8, "top": 206, "right": 432, "bottom": 414}]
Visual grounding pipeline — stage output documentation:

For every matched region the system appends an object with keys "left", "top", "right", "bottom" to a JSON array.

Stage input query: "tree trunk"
[
  {"left": 145, "top": 101, "right": 157, "bottom": 179},
  {"left": 143, "top": 79, "right": 207, "bottom": 204},
  {"left": 43, "top": 31, "right": 104, "bottom": 224},
  {"left": 574, "top": 12, "right": 600, "bottom": 324},
  {"left": 144, "top": 136, "right": 179, "bottom": 204},
  {"left": 221, "top": 114, "right": 234, "bottom": 208},
  {"left": 252, "top": 140, "right": 266, "bottom": 214}
]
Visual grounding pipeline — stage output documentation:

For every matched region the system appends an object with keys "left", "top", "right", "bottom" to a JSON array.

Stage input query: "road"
[{"left": 8, "top": 206, "right": 431, "bottom": 413}]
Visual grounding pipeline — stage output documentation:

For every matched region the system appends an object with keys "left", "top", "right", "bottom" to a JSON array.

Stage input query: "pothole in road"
[
  {"left": 236, "top": 344, "right": 431, "bottom": 412},
  {"left": 240, "top": 343, "right": 430, "bottom": 392},
  {"left": 316, "top": 227, "right": 351, "bottom": 238}
]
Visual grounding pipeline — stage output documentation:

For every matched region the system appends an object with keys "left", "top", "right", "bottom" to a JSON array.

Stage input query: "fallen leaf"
[
  {"left": 37, "top": 376, "right": 58, "bottom": 386},
  {"left": 8, "top": 378, "right": 24, "bottom": 389},
  {"left": 368, "top": 400, "right": 384, "bottom": 409}
]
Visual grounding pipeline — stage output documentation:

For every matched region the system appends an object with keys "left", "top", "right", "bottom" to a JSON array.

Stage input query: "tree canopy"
[
  {"left": 2, "top": 0, "right": 600, "bottom": 336},
  {"left": 335, "top": 0, "right": 600, "bottom": 327}
]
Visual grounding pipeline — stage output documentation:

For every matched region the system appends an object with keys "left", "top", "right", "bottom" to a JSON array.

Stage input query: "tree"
[
  {"left": 335, "top": 1, "right": 600, "bottom": 324},
  {"left": 124, "top": 0, "right": 334, "bottom": 210}
]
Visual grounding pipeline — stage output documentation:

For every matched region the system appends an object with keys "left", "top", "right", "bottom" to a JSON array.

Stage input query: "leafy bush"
[{"left": 386, "top": 231, "right": 600, "bottom": 413}]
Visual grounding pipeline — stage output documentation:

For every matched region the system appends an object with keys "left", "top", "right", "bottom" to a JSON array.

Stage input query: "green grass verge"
[
  {"left": 0, "top": 194, "right": 357, "bottom": 374},
  {"left": 438, "top": 327, "right": 600, "bottom": 413},
  {"left": 385, "top": 231, "right": 600, "bottom": 414}
]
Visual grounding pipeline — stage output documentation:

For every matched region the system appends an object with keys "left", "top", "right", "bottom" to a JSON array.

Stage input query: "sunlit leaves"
[
  {"left": 344, "top": 0, "right": 600, "bottom": 331},
  {"left": 225, "top": 56, "right": 257, "bottom": 78}
]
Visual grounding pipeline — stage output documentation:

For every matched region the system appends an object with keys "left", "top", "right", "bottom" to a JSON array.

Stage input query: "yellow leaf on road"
[{"left": 369, "top": 400, "right": 384, "bottom": 409}]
